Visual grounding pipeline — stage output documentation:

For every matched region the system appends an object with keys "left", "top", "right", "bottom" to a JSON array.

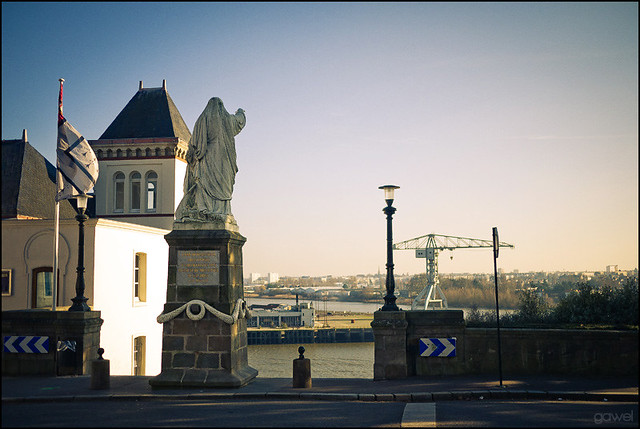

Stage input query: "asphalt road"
[
  {"left": 435, "top": 400, "right": 638, "bottom": 427},
  {"left": 2, "top": 399, "right": 638, "bottom": 427},
  {"left": 2, "top": 399, "right": 406, "bottom": 428}
]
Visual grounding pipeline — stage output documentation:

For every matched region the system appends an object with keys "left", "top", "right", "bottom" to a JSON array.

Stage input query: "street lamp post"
[
  {"left": 379, "top": 185, "right": 400, "bottom": 311},
  {"left": 68, "top": 194, "right": 91, "bottom": 312}
]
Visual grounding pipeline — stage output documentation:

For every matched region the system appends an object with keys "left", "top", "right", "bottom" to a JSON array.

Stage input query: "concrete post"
[
  {"left": 90, "top": 348, "right": 110, "bottom": 390},
  {"left": 292, "top": 346, "right": 311, "bottom": 388}
]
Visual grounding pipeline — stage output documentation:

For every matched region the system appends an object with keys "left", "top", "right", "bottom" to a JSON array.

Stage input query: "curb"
[{"left": 2, "top": 391, "right": 637, "bottom": 403}]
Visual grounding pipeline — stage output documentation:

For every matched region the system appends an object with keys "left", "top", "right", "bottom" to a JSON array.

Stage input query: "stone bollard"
[
  {"left": 90, "top": 348, "right": 110, "bottom": 390},
  {"left": 292, "top": 346, "right": 311, "bottom": 388}
]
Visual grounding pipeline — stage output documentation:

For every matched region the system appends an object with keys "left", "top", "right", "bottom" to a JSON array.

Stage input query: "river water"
[
  {"left": 248, "top": 342, "right": 374, "bottom": 378},
  {"left": 246, "top": 298, "right": 378, "bottom": 378},
  {"left": 247, "top": 297, "right": 410, "bottom": 313},
  {"left": 245, "top": 298, "right": 509, "bottom": 378},
  {"left": 245, "top": 297, "right": 492, "bottom": 315}
]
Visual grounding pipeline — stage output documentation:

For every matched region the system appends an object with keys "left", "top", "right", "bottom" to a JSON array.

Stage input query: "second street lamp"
[
  {"left": 379, "top": 185, "right": 400, "bottom": 311},
  {"left": 68, "top": 194, "right": 91, "bottom": 312}
]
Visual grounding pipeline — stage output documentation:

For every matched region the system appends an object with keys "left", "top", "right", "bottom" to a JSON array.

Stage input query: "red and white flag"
[{"left": 55, "top": 80, "right": 99, "bottom": 202}]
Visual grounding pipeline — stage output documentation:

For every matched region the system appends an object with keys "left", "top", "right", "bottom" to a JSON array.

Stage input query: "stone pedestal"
[
  {"left": 149, "top": 227, "right": 257, "bottom": 388},
  {"left": 371, "top": 311, "right": 408, "bottom": 380}
]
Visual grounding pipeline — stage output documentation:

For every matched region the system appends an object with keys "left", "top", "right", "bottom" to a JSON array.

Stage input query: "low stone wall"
[
  {"left": 2, "top": 310, "right": 103, "bottom": 376},
  {"left": 464, "top": 328, "right": 638, "bottom": 376},
  {"left": 372, "top": 310, "right": 638, "bottom": 380}
]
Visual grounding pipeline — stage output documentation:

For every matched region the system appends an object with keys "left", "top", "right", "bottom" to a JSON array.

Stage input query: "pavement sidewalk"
[{"left": 3, "top": 374, "right": 638, "bottom": 403}]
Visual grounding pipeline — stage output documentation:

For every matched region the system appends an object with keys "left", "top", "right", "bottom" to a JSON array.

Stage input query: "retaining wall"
[
  {"left": 372, "top": 310, "right": 638, "bottom": 380},
  {"left": 2, "top": 310, "right": 103, "bottom": 376}
]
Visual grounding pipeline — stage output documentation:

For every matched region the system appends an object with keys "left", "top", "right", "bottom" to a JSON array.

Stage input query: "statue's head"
[
  {"left": 207, "top": 97, "right": 225, "bottom": 113},
  {"left": 204, "top": 97, "right": 229, "bottom": 118}
]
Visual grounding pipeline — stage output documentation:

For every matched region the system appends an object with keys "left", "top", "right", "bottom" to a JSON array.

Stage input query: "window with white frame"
[
  {"left": 133, "top": 252, "right": 147, "bottom": 303},
  {"left": 130, "top": 171, "right": 141, "bottom": 212},
  {"left": 114, "top": 172, "right": 125, "bottom": 212},
  {"left": 146, "top": 171, "right": 157, "bottom": 212},
  {"left": 2, "top": 269, "right": 11, "bottom": 296}
]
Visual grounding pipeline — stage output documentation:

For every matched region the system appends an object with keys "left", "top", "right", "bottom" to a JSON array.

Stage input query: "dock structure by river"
[{"left": 248, "top": 327, "right": 374, "bottom": 345}]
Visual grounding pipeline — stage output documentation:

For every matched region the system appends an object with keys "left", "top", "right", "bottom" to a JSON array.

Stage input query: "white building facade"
[
  {"left": 2, "top": 81, "right": 192, "bottom": 375},
  {"left": 267, "top": 272, "right": 279, "bottom": 284},
  {"left": 1, "top": 218, "right": 168, "bottom": 375}
]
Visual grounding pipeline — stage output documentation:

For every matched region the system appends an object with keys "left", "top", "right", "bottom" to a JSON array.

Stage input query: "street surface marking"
[{"left": 402, "top": 403, "right": 436, "bottom": 428}]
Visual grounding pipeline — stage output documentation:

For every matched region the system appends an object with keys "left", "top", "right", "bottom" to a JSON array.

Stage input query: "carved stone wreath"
[{"left": 157, "top": 298, "right": 251, "bottom": 325}]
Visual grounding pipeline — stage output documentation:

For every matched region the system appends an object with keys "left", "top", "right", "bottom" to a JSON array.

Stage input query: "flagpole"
[
  {"left": 53, "top": 202, "right": 59, "bottom": 311},
  {"left": 52, "top": 78, "right": 64, "bottom": 311}
]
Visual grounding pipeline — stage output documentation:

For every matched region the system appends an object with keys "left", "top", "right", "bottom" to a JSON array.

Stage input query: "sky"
[{"left": 2, "top": 2, "right": 638, "bottom": 277}]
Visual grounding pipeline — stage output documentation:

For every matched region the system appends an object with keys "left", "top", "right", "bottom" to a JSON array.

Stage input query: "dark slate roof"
[
  {"left": 1, "top": 139, "right": 78, "bottom": 219},
  {"left": 99, "top": 87, "right": 191, "bottom": 141}
]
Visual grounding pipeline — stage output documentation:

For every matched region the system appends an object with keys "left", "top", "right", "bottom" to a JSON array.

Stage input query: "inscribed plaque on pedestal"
[{"left": 177, "top": 250, "right": 220, "bottom": 286}]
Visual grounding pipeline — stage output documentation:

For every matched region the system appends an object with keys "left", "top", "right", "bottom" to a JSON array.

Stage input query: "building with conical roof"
[
  {"left": 1, "top": 80, "right": 195, "bottom": 375},
  {"left": 89, "top": 80, "right": 190, "bottom": 229}
]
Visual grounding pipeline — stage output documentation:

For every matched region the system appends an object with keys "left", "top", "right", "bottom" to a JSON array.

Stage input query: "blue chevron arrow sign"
[
  {"left": 419, "top": 337, "right": 456, "bottom": 357},
  {"left": 3, "top": 336, "right": 50, "bottom": 353}
]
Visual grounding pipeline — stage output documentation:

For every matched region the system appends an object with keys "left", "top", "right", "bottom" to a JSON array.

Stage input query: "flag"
[{"left": 56, "top": 83, "right": 99, "bottom": 202}]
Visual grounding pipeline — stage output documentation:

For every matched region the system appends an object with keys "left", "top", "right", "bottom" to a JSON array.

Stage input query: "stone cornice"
[{"left": 89, "top": 137, "right": 188, "bottom": 162}]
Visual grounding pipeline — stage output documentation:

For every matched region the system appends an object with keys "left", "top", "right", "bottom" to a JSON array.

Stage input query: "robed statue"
[{"left": 175, "top": 97, "right": 245, "bottom": 224}]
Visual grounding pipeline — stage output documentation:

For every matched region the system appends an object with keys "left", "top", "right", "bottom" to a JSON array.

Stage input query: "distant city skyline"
[
  {"left": 2, "top": 2, "right": 637, "bottom": 276},
  {"left": 246, "top": 266, "right": 638, "bottom": 280}
]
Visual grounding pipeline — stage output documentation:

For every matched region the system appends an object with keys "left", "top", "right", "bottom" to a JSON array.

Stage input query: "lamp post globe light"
[
  {"left": 379, "top": 185, "right": 400, "bottom": 311},
  {"left": 68, "top": 194, "right": 91, "bottom": 312}
]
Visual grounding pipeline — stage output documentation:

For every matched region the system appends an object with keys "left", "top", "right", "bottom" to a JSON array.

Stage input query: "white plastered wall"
[
  {"left": 92, "top": 219, "right": 168, "bottom": 375},
  {"left": 2, "top": 218, "right": 169, "bottom": 376}
]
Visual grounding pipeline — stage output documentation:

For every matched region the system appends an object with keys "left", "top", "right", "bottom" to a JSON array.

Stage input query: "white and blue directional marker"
[
  {"left": 3, "top": 336, "right": 50, "bottom": 353},
  {"left": 419, "top": 337, "right": 456, "bottom": 357}
]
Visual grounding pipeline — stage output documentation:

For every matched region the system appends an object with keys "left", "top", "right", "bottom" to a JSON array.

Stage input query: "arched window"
[
  {"left": 130, "top": 171, "right": 141, "bottom": 212},
  {"left": 32, "top": 267, "right": 59, "bottom": 309},
  {"left": 114, "top": 172, "right": 125, "bottom": 212},
  {"left": 146, "top": 171, "right": 158, "bottom": 212}
]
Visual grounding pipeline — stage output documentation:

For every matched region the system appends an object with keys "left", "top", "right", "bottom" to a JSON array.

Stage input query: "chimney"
[
  {"left": 139, "top": 81, "right": 143, "bottom": 90},
  {"left": 162, "top": 79, "right": 166, "bottom": 90},
  {"left": 22, "top": 129, "right": 28, "bottom": 142}
]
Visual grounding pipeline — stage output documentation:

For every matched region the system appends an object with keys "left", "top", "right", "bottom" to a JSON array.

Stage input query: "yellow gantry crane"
[{"left": 393, "top": 233, "right": 514, "bottom": 310}]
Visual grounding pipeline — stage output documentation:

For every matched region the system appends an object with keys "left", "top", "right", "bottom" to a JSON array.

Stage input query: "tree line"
[
  {"left": 400, "top": 271, "right": 638, "bottom": 310},
  {"left": 465, "top": 277, "right": 638, "bottom": 328}
]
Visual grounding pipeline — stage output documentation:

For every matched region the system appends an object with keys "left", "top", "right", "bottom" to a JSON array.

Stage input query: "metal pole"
[
  {"left": 53, "top": 78, "right": 64, "bottom": 312},
  {"left": 69, "top": 209, "right": 89, "bottom": 311},
  {"left": 381, "top": 201, "right": 399, "bottom": 311},
  {"left": 492, "top": 227, "right": 503, "bottom": 387},
  {"left": 52, "top": 202, "right": 59, "bottom": 311}
]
